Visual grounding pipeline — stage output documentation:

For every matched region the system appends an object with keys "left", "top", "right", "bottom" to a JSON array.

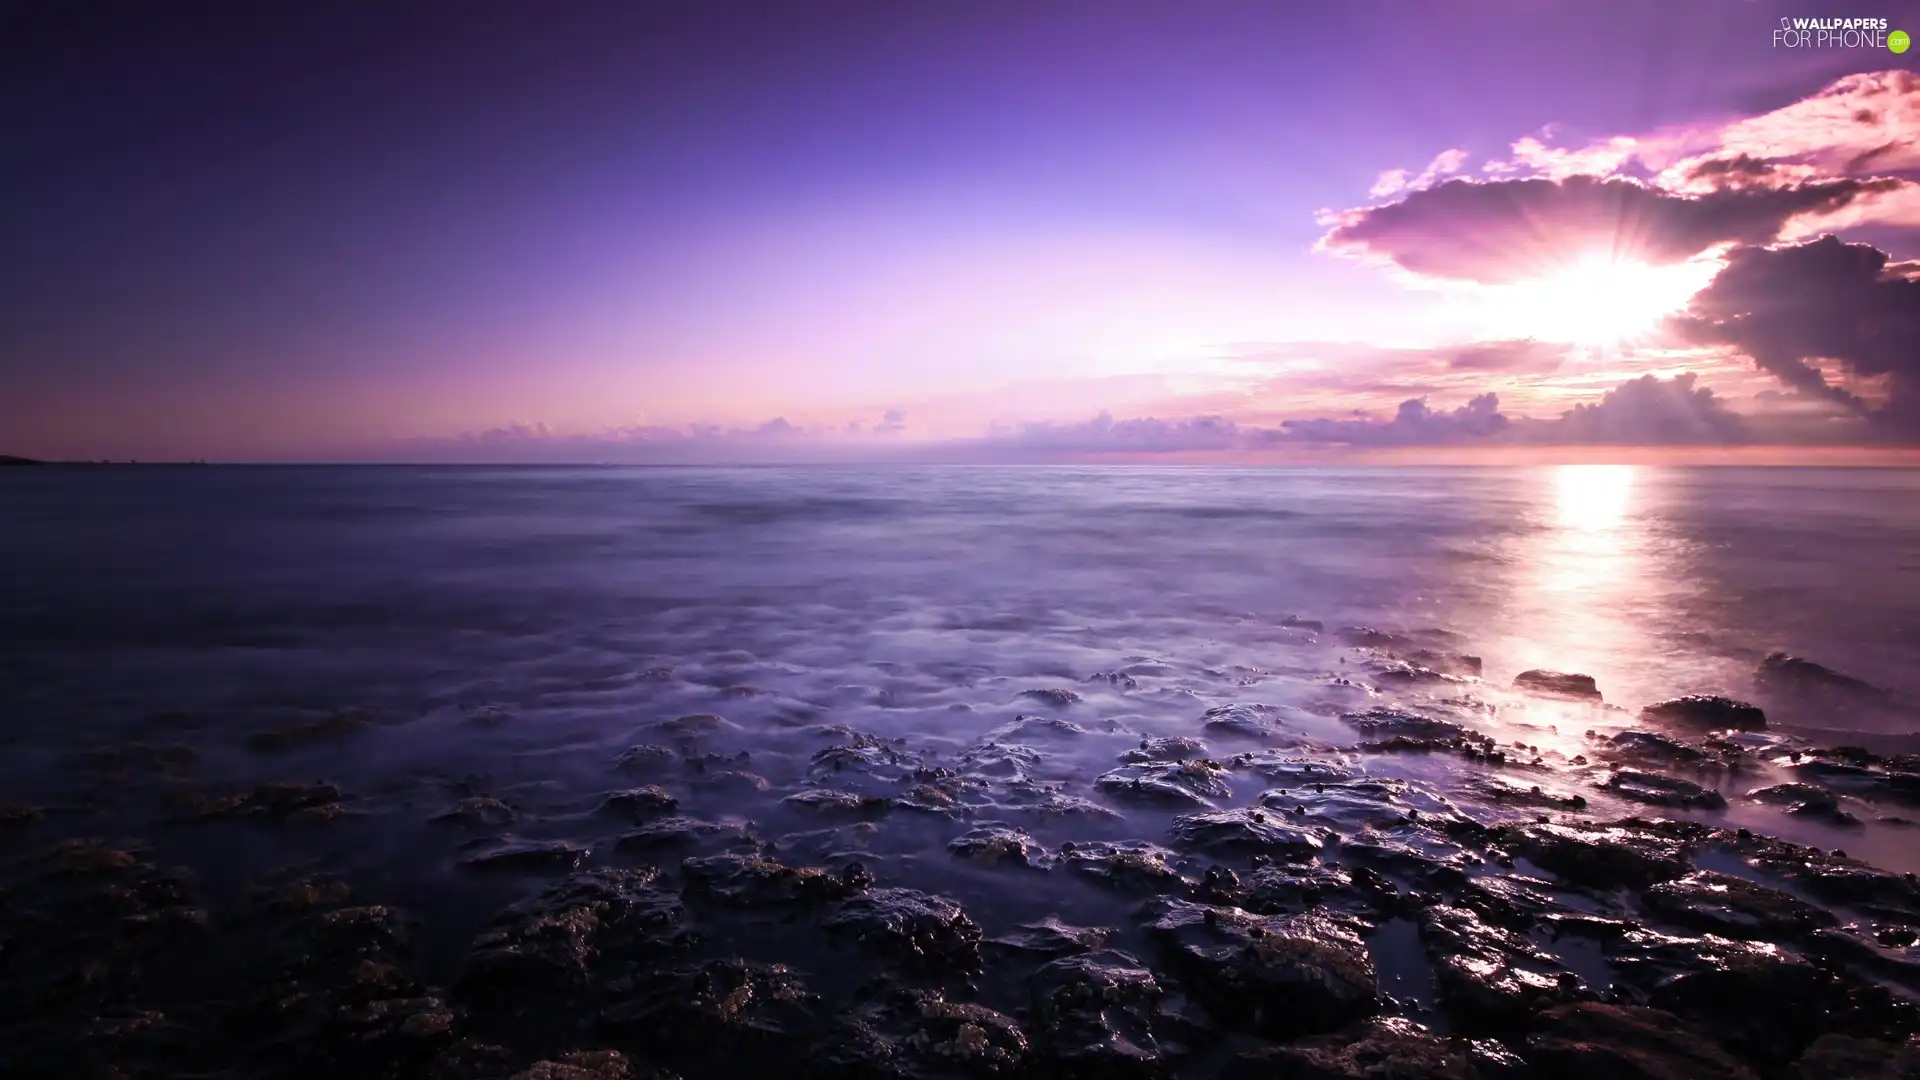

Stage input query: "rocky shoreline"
[{"left": 3, "top": 646, "right": 1918, "bottom": 1080}]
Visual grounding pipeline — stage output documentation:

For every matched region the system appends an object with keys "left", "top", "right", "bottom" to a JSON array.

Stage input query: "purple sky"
[{"left": 4, "top": 0, "right": 1918, "bottom": 461}]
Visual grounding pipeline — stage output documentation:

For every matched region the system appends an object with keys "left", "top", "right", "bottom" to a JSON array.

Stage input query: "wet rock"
[
  {"left": 948, "top": 823, "right": 1053, "bottom": 868},
  {"left": 613, "top": 744, "right": 676, "bottom": 772},
  {"left": 1060, "top": 841, "right": 1191, "bottom": 892},
  {"left": 465, "top": 704, "right": 515, "bottom": 728},
  {"left": 1418, "top": 904, "right": 1580, "bottom": 1028},
  {"left": 1407, "top": 650, "right": 1485, "bottom": 678},
  {"left": 811, "top": 735, "right": 919, "bottom": 781},
  {"left": 1739, "top": 843, "right": 1920, "bottom": 921},
  {"left": 1523, "top": 1003, "right": 1755, "bottom": 1080},
  {"left": 783, "top": 788, "right": 892, "bottom": 817},
  {"left": 597, "top": 958, "right": 816, "bottom": 1065},
  {"left": 809, "top": 987, "right": 1027, "bottom": 1080},
  {"left": 1641, "top": 696, "right": 1766, "bottom": 732},
  {"left": 458, "top": 838, "right": 592, "bottom": 875},
  {"left": 163, "top": 780, "right": 348, "bottom": 823},
  {"left": 598, "top": 787, "right": 679, "bottom": 822},
  {"left": 1503, "top": 821, "right": 1693, "bottom": 889},
  {"left": 986, "top": 918, "right": 1113, "bottom": 958},
  {"left": 1514, "top": 670, "right": 1602, "bottom": 701},
  {"left": 1028, "top": 949, "right": 1204, "bottom": 1078},
  {"left": 431, "top": 796, "right": 520, "bottom": 828},
  {"left": 507, "top": 1050, "right": 640, "bottom": 1080},
  {"left": 1758, "top": 653, "right": 1883, "bottom": 701},
  {"left": 64, "top": 740, "right": 201, "bottom": 777},
  {"left": 1794, "top": 1033, "right": 1920, "bottom": 1080},
  {"left": 1237, "top": 862, "right": 1359, "bottom": 915},
  {"left": 1095, "top": 761, "right": 1231, "bottom": 808},
  {"left": 647, "top": 713, "right": 740, "bottom": 740},
  {"left": 1371, "top": 660, "right": 1468, "bottom": 687},
  {"left": 248, "top": 708, "right": 376, "bottom": 750},
  {"left": 1022, "top": 687, "right": 1083, "bottom": 707},
  {"left": 986, "top": 715, "right": 1089, "bottom": 741},
  {"left": 1141, "top": 897, "right": 1377, "bottom": 1039},
  {"left": 1602, "top": 770, "right": 1728, "bottom": 810},
  {"left": 1258, "top": 777, "right": 1459, "bottom": 832},
  {"left": 1613, "top": 932, "right": 1912, "bottom": 1068},
  {"left": 1202, "top": 703, "right": 1289, "bottom": 739},
  {"left": 1168, "top": 808, "right": 1331, "bottom": 860},
  {"left": 822, "top": 888, "right": 982, "bottom": 972},
  {"left": 1222, "top": 1016, "right": 1499, "bottom": 1080},
  {"left": 1467, "top": 775, "right": 1588, "bottom": 812},
  {"left": 1790, "top": 749, "right": 1920, "bottom": 808},
  {"left": 1228, "top": 752, "right": 1361, "bottom": 786},
  {"left": 896, "top": 772, "right": 985, "bottom": 816},
  {"left": 1600, "top": 730, "right": 1716, "bottom": 770},
  {"left": 1015, "top": 793, "right": 1124, "bottom": 823},
  {"left": 1087, "top": 671, "right": 1142, "bottom": 691},
  {"left": 960, "top": 742, "right": 1044, "bottom": 778},
  {"left": 1641, "top": 870, "right": 1838, "bottom": 940},
  {"left": 680, "top": 852, "right": 865, "bottom": 907},
  {"left": 615, "top": 816, "right": 754, "bottom": 852},
  {"left": 1747, "top": 783, "right": 1861, "bottom": 826},
  {"left": 693, "top": 769, "right": 771, "bottom": 794},
  {"left": 1283, "top": 616, "right": 1326, "bottom": 633},
  {"left": 0, "top": 802, "right": 43, "bottom": 830},
  {"left": 456, "top": 867, "right": 687, "bottom": 1011},
  {"left": 1123, "top": 736, "right": 1210, "bottom": 764},
  {"left": 1342, "top": 708, "right": 1492, "bottom": 750}
]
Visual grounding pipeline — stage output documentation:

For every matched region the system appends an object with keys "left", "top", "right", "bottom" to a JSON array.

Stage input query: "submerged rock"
[
  {"left": 680, "top": 852, "right": 866, "bottom": 908},
  {"left": 1600, "top": 730, "right": 1717, "bottom": 770},
  {"left": 782, "top": 788, "right": 891, "bottom": 817},
  {"left": 1060, "top": 841, "right": 1192, "bottom": 892},
  {"left": 612, "top": 744, "right": 677, "bottom": 773},
  {"left": 1523, "top": 1002, "right": 1755, "bottom": 1080},
  {"left": 1746, "top": 783, "right": 1860, "bottom": 825},
  {"left": 597, "top": 786, "right": 679, "bottom": 821},
  {"left": 1503, "top": 821, "right": 1694, "bottom": 889},
  {"left": 430, "top": 796, "right": 520, "bottom": 828},
  {"left": 1419, "top": 904, "right": 1581, "bottom": 1028},
  {"left": 1602, "top": 770, "right": 1728, "bottom": 810},
  {"left": 1095, "top": 761, "right": 1232, "bottom": 808},
  {"left": 1258, "top": 776, "right": 1459, "bottom": 832},
  {"left": 810, "top": 987, "right": 1028, "bottom": 1080},
  {"left": 1123, "top": 736, "right": 1210, "bottom": 764},
  {"left": 1013, "top": 792, "right": 1125, "bottom": 823},
  {"left": 1202, "top": 703, "right": 1289, "bottom": 739},
  {"left": 948, "top": 823, "right": 1052, "bottom": 868},
  {"left": 1513, "top": 670, "right": 1603, "bottom": 702},
  {"left": 1141, "top": 898, "right": 1377, "bottom": 1039},
  {"left": 961, "top": 742, "right": 1045, "bottom": 778},
  {"left": 1167, "top": 808, "right": 1331, "bottom": 860},
  {"left": 1022, "top": 687, "right": 1083, "bottom": 707},
  {"left": 1641, "top": 696, "right": 1766, "bottom": 732},
  {"left": 597, "top": 958, "right": 816, "bottom": 1064},
  {"left": 163, "top": 781, "right": 348, "bottom": 823},
  {"left": 457, "top": 838, "right": 591, "bottom": 875},
  {"left": 822, "top": 888, "right": 982, "bottom": 972},
  {"left": 1227, "top": 751, "right": 1360, "bottom": 786},
  {"left": 986, "top": 918, "right": 1113, "bottom": 958},
  {"left": 986, "top": 716, "right": 1089, "bottom": 742},
  {"left": 1641, "top": 871, "right": 1838, "bottom": 940},
  {"left": 247, "top": 708, "right": 375, "bottom": 751},
  {"left": 614, "top": 816, "right": 754, "bottom": 852},
  {"left": 646, "top": 713, "right": 740, "bottom": 740},
  {"left": 1758, "top": 653, "right": 1883, "bottom": 701},
  {"left": 1028, "top": 949, "right": 1204, "bottom": 1078},
  {"left": 456, "top": 867, "right": 687, "bottom": 1010},
  {"left": 1223, "top": 1016, "right": 1501, "bottom": 1080},
  {"left": 1467, "top": 775, "right": 1589, "bottom": 812}
]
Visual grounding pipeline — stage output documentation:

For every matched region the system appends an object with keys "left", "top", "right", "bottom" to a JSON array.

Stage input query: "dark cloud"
[
  {"left": 1675, "top": 235, "right": 1920, "bottom": 430},
  {"left": 1280, "top": 394, "right": 1509, "bottom": 445},
  {"left": 1322, "top": 174, "right": 1900, "bottom": 284},
  {"left": 1539, "top": 372, "right": 1748, "bottom": 444}
]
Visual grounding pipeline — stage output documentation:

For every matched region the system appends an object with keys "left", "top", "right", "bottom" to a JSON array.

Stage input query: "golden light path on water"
[{"left": 1497, "top": 464, "right": 1656, "bottom": 755}]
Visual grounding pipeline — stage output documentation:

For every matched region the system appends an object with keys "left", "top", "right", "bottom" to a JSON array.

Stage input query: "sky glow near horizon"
[{"left": 4, "top": 1, "right": 1919, "bottom": 462}]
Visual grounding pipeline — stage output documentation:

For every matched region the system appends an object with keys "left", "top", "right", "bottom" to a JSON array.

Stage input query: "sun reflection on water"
[{"left": 1498, "top": 464, "right": 1654, "bottom": 750}]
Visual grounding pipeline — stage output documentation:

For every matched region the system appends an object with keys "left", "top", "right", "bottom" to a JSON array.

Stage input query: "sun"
[{"left": 1481, "top": 253, "right": 1719, "bottom": 348}]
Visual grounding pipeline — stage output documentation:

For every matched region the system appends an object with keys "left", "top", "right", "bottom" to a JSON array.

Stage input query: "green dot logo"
[{"left": 1893, "top": 29, "right": 1912, "bottom": 53}]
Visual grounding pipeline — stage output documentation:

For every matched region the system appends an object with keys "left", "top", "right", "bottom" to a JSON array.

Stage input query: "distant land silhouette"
[{"left": 0, "top": 454, "right": 46, "bottom": 466}]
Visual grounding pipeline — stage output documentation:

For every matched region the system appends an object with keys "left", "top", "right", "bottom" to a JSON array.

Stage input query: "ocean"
[{"left": 3, "top": 463, "right": 1918, "bottom": 1076}]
